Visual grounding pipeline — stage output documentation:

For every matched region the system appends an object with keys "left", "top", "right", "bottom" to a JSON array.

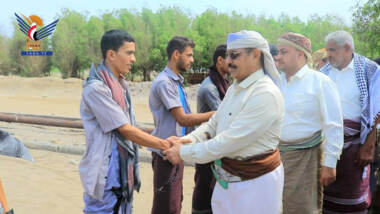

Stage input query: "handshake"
[{"left": 161, "top": 136, "right": 192, "bottom": 165}]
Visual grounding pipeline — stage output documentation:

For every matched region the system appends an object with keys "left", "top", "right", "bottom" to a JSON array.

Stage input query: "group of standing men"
[{"left": 78, "top": 27, "right": 379, "bottom": 214}]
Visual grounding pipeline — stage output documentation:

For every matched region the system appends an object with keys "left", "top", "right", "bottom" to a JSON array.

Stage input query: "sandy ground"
[{"left": 0, "top": 75, "right": 199, "bottom": 214}]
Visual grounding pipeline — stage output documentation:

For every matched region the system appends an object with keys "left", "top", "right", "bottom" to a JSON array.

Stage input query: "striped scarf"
[
  {"left": 87, "top": 62, "right": 141, "bottom": 204},
  {"left": 320, "top": 53, "right": 379, "bottom": 143}
]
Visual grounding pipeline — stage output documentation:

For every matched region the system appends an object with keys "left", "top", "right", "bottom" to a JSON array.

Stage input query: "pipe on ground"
[{"left": 0, "top": 112, "right": 154, "bottom": 133}]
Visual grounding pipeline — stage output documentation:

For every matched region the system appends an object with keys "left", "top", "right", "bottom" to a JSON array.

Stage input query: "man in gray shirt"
[
  {"left": 79, "top": 30, "right": 170, "bottom": 214},
  {"left": 149, "top": 36, "right": 214, "bottom": 214},
  {"left": 193, "top": 44, "right": 229, "bottom": 214}
]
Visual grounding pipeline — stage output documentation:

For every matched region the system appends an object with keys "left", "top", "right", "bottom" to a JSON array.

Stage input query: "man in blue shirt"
[{"left": 149, "top": 36, "right": 214, "bottom": 214}]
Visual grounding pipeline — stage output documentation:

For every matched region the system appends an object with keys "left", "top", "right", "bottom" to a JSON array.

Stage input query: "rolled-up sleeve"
[
  {"left": 83, "top": 84, "right": 129, "bottom": 134},
  {"left": 319, "top": 78, "right": 344, "bottom": 168},
  {"left": 180, "top": 92, "right": 280, "bottom": 164}
]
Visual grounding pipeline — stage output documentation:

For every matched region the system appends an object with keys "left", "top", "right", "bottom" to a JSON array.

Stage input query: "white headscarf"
[{"left": 227, "top": 30, "right": 280, "bottom": 85}]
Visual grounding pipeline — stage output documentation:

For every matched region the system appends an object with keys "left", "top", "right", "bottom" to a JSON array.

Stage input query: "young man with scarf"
[
  {"left": 148, "top": 36, "right": 214, "bottom": 214},
  {"left": 163, "top": 30, "right": 285, "bottom": 214},
  {"left": 193, "top": 44, "right": 229, "bottom": 214},
  {"left": 79, "top": 29, "right": 170, "bottom": 214},
  {"left": 320, "top": 30, "right": 380, "bottom": 213},
  {"left": 276, "top": 32, "right": 344, "bottom": 214}
]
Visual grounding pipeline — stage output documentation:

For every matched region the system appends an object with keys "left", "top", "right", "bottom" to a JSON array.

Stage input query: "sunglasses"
[{"left": 226, "top": 51, "right": 243, "bottom": 60}]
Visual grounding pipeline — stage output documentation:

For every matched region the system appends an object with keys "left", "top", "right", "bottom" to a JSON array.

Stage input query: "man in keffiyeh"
[
  {"left": 79, "top": 29, "right": 170, "bottom": 214},
  {"left": 164, "top": 30, "right": 285, "bottom": 213},
  {"left": 320, "top": 30, "right": 380, "bottom": 213},
  {"left": 193, "top": 44, "right": 229, "bottom": 214}
]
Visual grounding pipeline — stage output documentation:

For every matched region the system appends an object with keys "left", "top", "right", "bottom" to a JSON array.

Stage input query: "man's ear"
[
  {"left": 172, "top": 50, "right": 180, "bottom": 61},
  {"left": 344, "top": 44, "right": 352, "bottom": 52},
  {"left": 217, "top": 56, "right": 224, "bottom": 65},
  {"left": 106, "top": 49, "right": 116, "bottom": 61}
]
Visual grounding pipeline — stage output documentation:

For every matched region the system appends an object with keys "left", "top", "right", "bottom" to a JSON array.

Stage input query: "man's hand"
[
  {"left": 320, "top": 166, "right": 336, "bottom": 187},
  {"left": 163, "top": 141, "right": 183, "bottom": 165},
  {"left": 356, "top": 142, "right": 375, "bottom": 168},
  {"left": 166, "top": 136, "right": 192, "bottom": 146},
  {"left": 160, "top": 139, "right": 171, "bottom": 150}
]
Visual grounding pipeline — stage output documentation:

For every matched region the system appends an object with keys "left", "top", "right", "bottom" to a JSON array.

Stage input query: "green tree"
[
  {"left": 52, "top": 9, "right": 89, "bottom": 78},
  {"left": 0, "top": 33, "right": 11, "bottom": 75},
  {"left": 352, "top": 0, "right": 380, "bottom": 58},
  {"left": 86, "top": 16, "right": 104, "bottom": 67}
]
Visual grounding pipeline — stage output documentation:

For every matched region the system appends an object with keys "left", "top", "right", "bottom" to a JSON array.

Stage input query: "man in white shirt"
[
  {"left": 163, "top": 30, "right": 285, "bottom": 214},
  {"left": 320, "top": 30, "right": 380, "bottom": 213},
  {"left": 276, "top": 32, "right": 344, "bottom": 214}
]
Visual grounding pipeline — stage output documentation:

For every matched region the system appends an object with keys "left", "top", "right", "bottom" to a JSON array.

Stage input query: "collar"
[
  {"left": 342, "top": 57, "right": 354, "bottom": 71},
  {"left": 235, "top": 68, "right": 265, "bottom": 89},
  {"left": 164, "top": 66, "right": 184, "bottom": 83},
  {"left": 281, "top": 64, "right": 309, "bottom": 82}
]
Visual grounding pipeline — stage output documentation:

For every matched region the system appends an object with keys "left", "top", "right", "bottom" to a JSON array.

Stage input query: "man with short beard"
[
  {"left": 148, "top": 36, "right": 214, "bottom": 214},
  {"left": 321, "top": 30, "right": 380, "bottom": 213},
  {"left": 276, "top": 32, "right": 343, "bottom": 214}
]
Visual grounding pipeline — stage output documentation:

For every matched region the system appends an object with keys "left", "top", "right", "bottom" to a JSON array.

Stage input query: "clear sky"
[{"left": 2, "top": 0, "right": 363, "bottom": 37}]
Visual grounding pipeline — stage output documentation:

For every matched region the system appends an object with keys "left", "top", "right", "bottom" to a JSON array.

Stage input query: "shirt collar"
[
  {"left": 280, "top": 64, "right": 309, "bottom": 82},
  {"left": 164, "top": 66, "right": 184, "bottom": 83},
  {"left": 332, "top": 56, "right": 354, "bottom": 72},
  {"left": 344, "top": 58, "right": 354, "bottom": 71},
  {"left": 236, "top": 68, "right": 265, "bottom": 89}
]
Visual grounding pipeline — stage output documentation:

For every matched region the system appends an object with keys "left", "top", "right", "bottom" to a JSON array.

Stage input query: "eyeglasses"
[{"left": 226, "top": 51, "right": 243, "bottom": 60}]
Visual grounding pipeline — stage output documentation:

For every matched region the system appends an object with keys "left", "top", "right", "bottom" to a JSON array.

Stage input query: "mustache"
[{"left": 228, "top": 63, "right": 237, "bottom": 69}]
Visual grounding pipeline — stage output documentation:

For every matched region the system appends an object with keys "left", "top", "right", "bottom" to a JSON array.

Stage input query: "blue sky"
[{"left": 3, "top": 0, "right": 363, "bottom": 37}]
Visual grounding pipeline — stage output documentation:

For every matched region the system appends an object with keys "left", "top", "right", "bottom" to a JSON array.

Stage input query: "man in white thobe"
[
  {"left": 276, "top": 32, "right": 344, "bottom": 214},
  {"left": 163, "top": 30, "right": 285, "bottom": 214}
]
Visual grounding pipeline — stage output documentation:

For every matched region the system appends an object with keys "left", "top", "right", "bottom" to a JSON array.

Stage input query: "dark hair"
[
  {"left": 374, "top": 58, "right": 380, "bottom": 65},
  {"left": 101, "top": 29, "right": 135, "bottom": 60},
  {"left": 269, "top": 44, "right": 279, "bottom": 57},
  {"left": 166, "top": 36, "right": 195, "bottom": 60},
  {"left": 212, "top": 44, "right": 227, "bottom": 67}
]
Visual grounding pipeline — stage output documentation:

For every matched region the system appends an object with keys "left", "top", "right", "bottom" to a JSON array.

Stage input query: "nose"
[
  {"left": 226, "top": 55, "right": 232, "bottom": 64},
  {"left": 190, "top": 56, "right": 194, "bottom": 63},
  {"left": 131, "top": 54, "right": 136, "bottom": 63},
  {"left": 275, "top": 54, "right": 282, "bottom": 61}
]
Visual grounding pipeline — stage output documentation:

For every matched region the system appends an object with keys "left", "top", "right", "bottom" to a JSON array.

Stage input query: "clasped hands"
[{"left": 162, "top": 136, "right": 192, "bottom": 165}]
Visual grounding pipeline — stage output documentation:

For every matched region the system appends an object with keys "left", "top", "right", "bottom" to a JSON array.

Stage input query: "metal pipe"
[{"left": 0, "top": 112, "right": 154, "bottom": 133}]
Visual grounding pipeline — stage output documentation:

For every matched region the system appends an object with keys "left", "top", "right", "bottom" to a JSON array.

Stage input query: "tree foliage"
[
  {"left": 2, "top": 3, "right": 378, "bottom": 79},
  {"left": 352, "top": 0, "right": 380, "bottom": 58}
]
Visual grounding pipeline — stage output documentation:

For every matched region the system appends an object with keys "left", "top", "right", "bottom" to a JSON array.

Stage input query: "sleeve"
[
  {"left": 319, "top": 77, "right": 344, "bottom": 168},
  {"left": 83, "top": 84, "right": 129, "bottom": 134},
  {"left": 182, "top": 111, "right": 218, "bottom": 143},
  {"left": 180, "top": 92, "right": 281, "bottom": 164},
  {"left": 370, "top": 68, "right": 380, "bottom": 127},
  {"left": 156, "top": 80, "right": 182, "bottom": 110},
  {"left": 203, "top": 86, "right": 222, "bottom": 111}
]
